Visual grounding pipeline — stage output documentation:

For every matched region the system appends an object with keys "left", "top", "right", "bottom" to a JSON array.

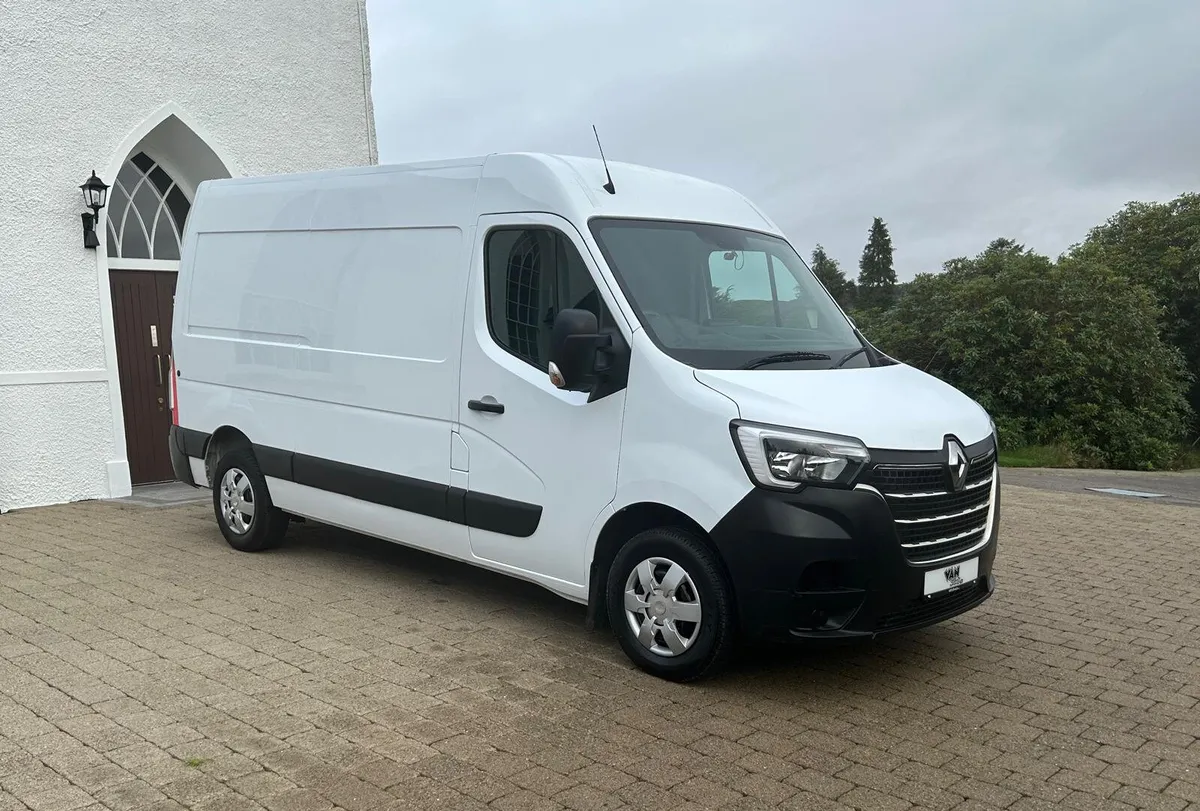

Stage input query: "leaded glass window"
[{"left": 106, "top": 152, "right": 192, "bottom": 261}]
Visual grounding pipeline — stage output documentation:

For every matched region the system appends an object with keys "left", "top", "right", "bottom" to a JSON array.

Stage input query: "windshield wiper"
[
  {"left": 739, "top": 351, "right": 832, "bottom": 370},
  {"left": 831, "top": 346, "right": 869, "bottom": 369}
]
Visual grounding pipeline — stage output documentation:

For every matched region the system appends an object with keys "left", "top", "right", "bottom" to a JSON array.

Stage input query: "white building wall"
[{"left": 0, "top": 0, "right": 377, "bottom": 510}]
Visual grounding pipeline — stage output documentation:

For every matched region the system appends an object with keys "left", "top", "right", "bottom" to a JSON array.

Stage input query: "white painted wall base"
[
  {"left": 106, "top": 461, "right": 132, "bottom": 499},
  {"left": 0, "top": 381, "right": 114, "bottom": 509},
  {"left": 1, "top": 374, "right": 129, "bottom": 503}
]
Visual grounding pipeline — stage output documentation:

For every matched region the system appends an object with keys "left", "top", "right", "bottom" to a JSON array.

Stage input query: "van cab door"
[{"left": 457, "top": 214, "right": 628, "bottom": 591}]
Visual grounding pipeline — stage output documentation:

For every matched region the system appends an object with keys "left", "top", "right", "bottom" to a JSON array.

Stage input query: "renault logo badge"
[{"left": 945, "top": 437, "right": 969, "bottom": 492}]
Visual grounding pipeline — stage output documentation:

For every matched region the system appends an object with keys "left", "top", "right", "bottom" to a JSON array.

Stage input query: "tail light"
[{"left": 169, "top": 354, "right": 179, "bottom": 425}]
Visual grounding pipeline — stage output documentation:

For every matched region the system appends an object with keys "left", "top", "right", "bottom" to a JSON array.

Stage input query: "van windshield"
[{"left": 588, "top": 218, "right": 868, "bottom": 370}]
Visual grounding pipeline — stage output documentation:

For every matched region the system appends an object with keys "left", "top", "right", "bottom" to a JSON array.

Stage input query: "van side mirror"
[{"left": 549, "top": 308, "right": 611, "bottom": 392}]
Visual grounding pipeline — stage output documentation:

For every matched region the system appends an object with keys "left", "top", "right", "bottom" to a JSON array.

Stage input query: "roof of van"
[{"left": 191, "top": 152, "right": 783, "bottom": 236}]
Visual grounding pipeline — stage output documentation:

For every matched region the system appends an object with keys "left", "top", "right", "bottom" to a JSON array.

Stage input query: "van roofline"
[
  {"left": 197, "top": 151, "right": 736, "bottom": 193},
  {"left": 193, "top": 152, "right": 782, "bottom": 238}
]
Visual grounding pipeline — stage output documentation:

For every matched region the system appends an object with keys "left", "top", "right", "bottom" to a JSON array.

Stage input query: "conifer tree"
[
  {"left": 809, "top": 244, "right": 854, "bottom": 309},
  {"left": 857, "top": 217, "right": 897, "bottom": 309}
]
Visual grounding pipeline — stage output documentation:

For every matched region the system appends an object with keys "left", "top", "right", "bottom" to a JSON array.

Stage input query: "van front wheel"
[
  {"left": 211, "top": 450, "right": 289, "bottom": 552},
  {"left": 606, "top": 527, "right": 735, "bottom": 682}
]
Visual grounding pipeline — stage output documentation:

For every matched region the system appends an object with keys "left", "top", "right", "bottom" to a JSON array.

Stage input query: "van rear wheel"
[
  {"left": 606, "top": 527, "right": 735, "bottom": 682},
  {"left": 211, "top": 449, "right": 289, "bottom": 552}
]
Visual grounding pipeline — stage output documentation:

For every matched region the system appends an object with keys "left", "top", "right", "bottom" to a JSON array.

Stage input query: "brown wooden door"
[{"left": 110, "top": 270, "right": 179, "bottom": 485}]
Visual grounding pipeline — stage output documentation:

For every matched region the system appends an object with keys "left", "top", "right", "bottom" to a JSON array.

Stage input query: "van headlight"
[{"left": 731, "top": 421, "right": 871, "bottom": 490}]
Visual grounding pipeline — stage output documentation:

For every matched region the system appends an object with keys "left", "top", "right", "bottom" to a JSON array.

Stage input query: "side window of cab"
[{"left": 483, "top": 227, "right": 612, "bottom": 370}]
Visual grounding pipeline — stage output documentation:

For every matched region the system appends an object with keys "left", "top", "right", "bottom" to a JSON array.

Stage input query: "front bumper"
[{"left": 708, "top": 478, "right": 999, "bottom": 643}]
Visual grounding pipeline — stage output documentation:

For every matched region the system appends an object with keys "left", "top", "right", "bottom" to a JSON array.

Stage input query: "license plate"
[{"left": 923, "top": 557, "right": 979, "bottom": 596}]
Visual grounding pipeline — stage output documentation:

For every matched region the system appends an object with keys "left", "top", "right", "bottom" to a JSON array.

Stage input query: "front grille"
[
  {"left": 870, "top": 450, "right": 994, "bottom": 495},
  {"left": 868, "top": 447, "right": 995, "bottom": 565},
  {"left": 876, "top": 578, "right": 989, "bottom": 631}
]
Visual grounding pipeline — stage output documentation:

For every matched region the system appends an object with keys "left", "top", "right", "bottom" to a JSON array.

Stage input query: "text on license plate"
[{"left": 923, "top": 557, "right": 979, "bottom": 596}]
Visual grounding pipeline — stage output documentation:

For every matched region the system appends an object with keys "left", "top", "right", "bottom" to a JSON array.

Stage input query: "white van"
[{"left": 169, "top": 153, "right": 999, "bottom": 681}]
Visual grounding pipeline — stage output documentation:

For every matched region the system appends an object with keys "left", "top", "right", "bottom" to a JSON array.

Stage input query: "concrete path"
[
  {"left": 1001, "top": 466, "right": 1200, "bottom": 508},
  {"left": 110, "top": 482, "right": 208, "bottom": 509}
]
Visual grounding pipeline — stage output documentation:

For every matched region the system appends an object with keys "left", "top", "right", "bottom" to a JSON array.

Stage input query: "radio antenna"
[{"left": 592, "top": 125, "right": 616, "bottom": 195}]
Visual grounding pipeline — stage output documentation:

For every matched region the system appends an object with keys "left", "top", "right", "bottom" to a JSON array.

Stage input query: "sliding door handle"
[
  {"left": 155, "top": 354, "right": 163, "bottom": 386},
  {"left": 467, "top": 399, "right": 504, "bottom": 414}
]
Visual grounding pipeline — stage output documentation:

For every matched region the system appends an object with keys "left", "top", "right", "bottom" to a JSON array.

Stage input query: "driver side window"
[{"left": 484, "top": 227, "right": 611, "bottom": 370}]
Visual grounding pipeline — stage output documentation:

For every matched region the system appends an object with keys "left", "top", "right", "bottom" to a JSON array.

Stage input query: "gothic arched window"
[{"left": 106, "top": 152, "right": 192, "bottom": 261}]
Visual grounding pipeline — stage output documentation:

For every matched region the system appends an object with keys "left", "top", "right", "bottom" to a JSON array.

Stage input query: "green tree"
[
  {"left": 857, "top": 217, "right": 897, "bottom": 310},
  {"left": 862, "top": 242, "right": 1192, "bottom": 470},
  {"left": 808, "top": 244, "right": 855, "bottom": 309},
  {"left": 943, "top": 237, "right": 1028, "bottom": 278},
  {"left": 1071, "top": 193, "right": 1200, "bottom": 435}
]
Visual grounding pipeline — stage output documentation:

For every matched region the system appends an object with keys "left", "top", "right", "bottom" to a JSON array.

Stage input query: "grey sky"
[{"left": 367, "top": 0, "right": 1200, "bottom": 280}]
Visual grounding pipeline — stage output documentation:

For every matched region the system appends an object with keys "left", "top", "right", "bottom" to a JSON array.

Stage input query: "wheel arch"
[
  {"left": 584, "top": 501, "right": 736, "bottom": 632},
  {"left": 202, "top": 425, "right": 254, "bottom": 484}
]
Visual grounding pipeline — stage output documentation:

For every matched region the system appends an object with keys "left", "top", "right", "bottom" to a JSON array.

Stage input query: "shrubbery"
[
  {"left": 813, "top": 195, "right": 1200, "bottom": 469},
  {"left": 1072, "top": 193, "right": 1200, "bottom": 428},
  {"left": 853, "top": 240, "right": 1193, "bottom": 469}
]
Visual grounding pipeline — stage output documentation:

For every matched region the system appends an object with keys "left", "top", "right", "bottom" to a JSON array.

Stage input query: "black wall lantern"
[{"left": 79, "top": 170, "right": 110, "bottom": 249}]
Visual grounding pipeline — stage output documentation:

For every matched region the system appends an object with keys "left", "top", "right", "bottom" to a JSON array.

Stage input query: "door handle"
[
  {"left": 467, "top": 399, "right": 504, "bottom": 414},
  {"left": 155, "top": 354, "right": 163, "bottom": 386}
]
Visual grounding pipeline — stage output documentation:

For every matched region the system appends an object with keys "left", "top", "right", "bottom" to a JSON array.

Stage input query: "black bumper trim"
[
  {"left": 169, "top": 425, "right": 205, "bottom": 488},
  {"left": 708, "top": 481, "right": 999, "bottom": 642},
  {"left": 165, "top": 426, "right": 541, "bottom": 537},
  {"left": 875, "top": 576, "right": 994, "bottom": 633}
]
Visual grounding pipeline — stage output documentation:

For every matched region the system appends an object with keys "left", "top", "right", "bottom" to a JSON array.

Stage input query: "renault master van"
[{"left": 168, "top": 153, "right": 999, "bottom": 681}]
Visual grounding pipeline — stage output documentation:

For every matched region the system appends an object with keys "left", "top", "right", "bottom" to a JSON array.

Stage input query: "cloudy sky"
[{"left": 366, "top": 0, "right": 1200, "bottom": 280}]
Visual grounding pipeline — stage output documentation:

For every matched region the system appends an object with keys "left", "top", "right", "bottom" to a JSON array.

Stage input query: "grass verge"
[
  {"left": 997, "top": 445, "right": 1077, "bottom": 468},
  {"left": 1172, "top": 444, "right": 1200, "bottom": 470},
  {"left": 999, "top": 444, "right": 1200, "bottom": 470}
]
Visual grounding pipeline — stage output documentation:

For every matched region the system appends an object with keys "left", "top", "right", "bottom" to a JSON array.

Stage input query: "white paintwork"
[
  {"left": 603, "top": 329, "right": 748, "bottom": 533},
  {"left": 694, "top": 363, "right": 994, "bottom": 451},
  {"left": 172, "top": 152, "right": 992, "bottom": 605},
  {"left": 0, "top": 370, "right": 109, "bottom": 386},
  {"left": 0, "top": 0, "right": 375, "bottom": 510},
  {"left": 188, "top": 457, "right": 209, "bottom": 488},
  {"left": 458, "top": 213, "right": 628, "bottom": 589}
]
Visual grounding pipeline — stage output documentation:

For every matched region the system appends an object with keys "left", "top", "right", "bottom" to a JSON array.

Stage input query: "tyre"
[
  {"left": 211, "top": 449, "right": 290, "bottom": 552},
  {"left": 606, "top": 526, "right": 736, "bottom": 682}
]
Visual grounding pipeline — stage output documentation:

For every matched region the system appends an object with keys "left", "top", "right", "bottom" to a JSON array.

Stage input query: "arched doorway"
[
  {"left": 100, "top": 106, "right": 236, "bottom": 488},
  {"left": 108, "top": 151, "right": 193, "bottom": 484}
]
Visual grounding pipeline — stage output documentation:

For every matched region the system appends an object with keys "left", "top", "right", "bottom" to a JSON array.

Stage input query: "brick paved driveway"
[{"left": 1, "top": 484, "right": 1197, "bottom": 811}]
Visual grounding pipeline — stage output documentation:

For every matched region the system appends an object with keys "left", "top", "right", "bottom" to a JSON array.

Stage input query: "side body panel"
[
  {"left": 457, "top": 213, "right": 632, "bottom": 596},
  {"left": 586, "top": 329, "right": 752, "bottom": 563},
  {"left": 173, "top": 164, "right": 483, "bottom": 560}
]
